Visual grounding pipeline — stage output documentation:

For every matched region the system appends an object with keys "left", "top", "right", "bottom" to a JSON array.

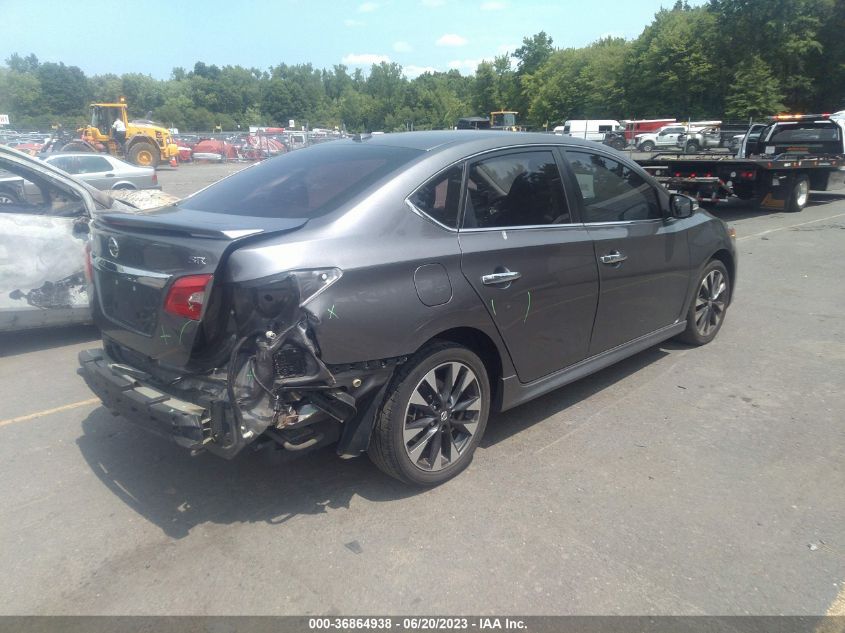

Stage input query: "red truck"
[{"left": 624, "top": 118, "right": 676, "bottom": 143}]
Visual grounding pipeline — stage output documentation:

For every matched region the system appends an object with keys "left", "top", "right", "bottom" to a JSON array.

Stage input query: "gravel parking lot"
[{"left": 1, "top": 164, "right": 843, "bottom": 615}]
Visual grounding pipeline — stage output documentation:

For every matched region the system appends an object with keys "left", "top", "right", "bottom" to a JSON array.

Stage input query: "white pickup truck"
[
  {"left": 634, "top": 124, "right": 688, "bottom": 151},
  {"left": 635, "top": 121, "right": 723, "bottom": 152}
]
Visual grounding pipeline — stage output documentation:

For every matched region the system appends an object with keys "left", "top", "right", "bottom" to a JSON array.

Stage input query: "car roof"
[
  {"left": 45, "top": 152, "right": 117, "bottom": 159},
  {"left": 341, "top": 130, "right": 604, "bottom": 153}
]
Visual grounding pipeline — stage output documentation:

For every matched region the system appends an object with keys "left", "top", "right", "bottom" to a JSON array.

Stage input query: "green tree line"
[{"left": 1, "top": 0, "right": 843, "bottom": 132}]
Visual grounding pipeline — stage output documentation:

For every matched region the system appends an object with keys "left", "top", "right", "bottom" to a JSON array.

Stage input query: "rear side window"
[
  {"left": 409, "top": 164, "right": 463, "bottom": 229},
  {"left": 76, "top": 156, "right": 112, "bottom": 173},
  {"left": 462, "top": 150, "right": 570, "bottom": 228},
  {"left": 183, "top": 143, "right": 422, "bottom": 218},
  {"left": 567, "top": 151, "right": 660, "bottom": 223}
]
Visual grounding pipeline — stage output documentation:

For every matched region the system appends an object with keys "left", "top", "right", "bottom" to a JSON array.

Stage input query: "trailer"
[{"left": 635, "top": 114, "right": 845, "bottom": 212}]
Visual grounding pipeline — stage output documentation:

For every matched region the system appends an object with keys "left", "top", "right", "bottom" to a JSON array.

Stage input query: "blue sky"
[{"left": 1, "top": 0, "right": 702, "bottom": 79}]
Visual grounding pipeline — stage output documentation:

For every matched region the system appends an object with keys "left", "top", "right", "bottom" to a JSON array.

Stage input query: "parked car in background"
[
  {"left": 78, "top": 131, "right": 737, "bottom": 485},
  {"left": 42, "top": 153, "right": 159, "bottom": 191},
  {"left": 677, "top": 127, "right": 722, "bottom": 152},
  {"left": 636, "top": 121, "right": 723, "bottom": 152},
  {"left": 554, "top": 119, "right": 624, "bottom": 142},
  {"left": 0, "top": 145, "right": 172, "bottom": 332},
  {"left": 635, "top": 124, "right": 689, "bottom": 151},
  {"left": 0, "top": 146, "right": 125, "bottom": 331}
]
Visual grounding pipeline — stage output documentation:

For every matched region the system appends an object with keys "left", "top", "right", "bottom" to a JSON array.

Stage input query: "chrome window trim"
[
  {"left": 406, "top": 198, "right": 458, "bottom": 233},
  {"left": 92, "top": 255, "right": 171, "bottom": 289}
]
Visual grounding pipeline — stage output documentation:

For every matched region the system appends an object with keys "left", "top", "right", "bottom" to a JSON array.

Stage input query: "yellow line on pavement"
[
  {"left": 0, "top": 398, "right": 100, "bottom": 428},
  {"left": 827, "top": 584, "right": 845, "bottom": 616},
  {"left": 737, "top": 211, "right": 845, "bottom": 241}
]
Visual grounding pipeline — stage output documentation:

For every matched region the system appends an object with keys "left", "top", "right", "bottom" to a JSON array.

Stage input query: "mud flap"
[
  {"left": 759, "top": 173, "right": 792, "bottom": 210},
  {"left": 336, "top": 381, "right": 391, "bottom": 457}
]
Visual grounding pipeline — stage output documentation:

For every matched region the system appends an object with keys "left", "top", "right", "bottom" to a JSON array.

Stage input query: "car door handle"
[
  {"left": 482, "top": 271, "right": 521, "bottom": 285},
  {"left": 599, "top": 250, "right": 627, "bottom": 265},
  {"left": 104, "top": 173, "right": 115, "bottom": 178}
]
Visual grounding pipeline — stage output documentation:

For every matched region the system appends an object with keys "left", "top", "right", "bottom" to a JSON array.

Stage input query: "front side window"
[
  {"left": 567, "top": 151, "right": 661, "bottom": 223},
  {"left": 0, "top": 162, "right": 86, "bottom": 217},
  {"left": 408, "top": 164, "right": 463, "bottom": 229},
  {"left": 462, "top": 150, "right": 570, "bottom": 228}
]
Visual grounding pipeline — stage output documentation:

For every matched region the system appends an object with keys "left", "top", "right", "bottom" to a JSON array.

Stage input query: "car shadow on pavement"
[
  {"left": 0, "top": 324, "right": 99, "bottom": 358},
  {"left": 76, "top": 410, "right": 418, "bottom": 539},
  {"left": 75, "top": 342, "right": 679, "bottom": 539}
]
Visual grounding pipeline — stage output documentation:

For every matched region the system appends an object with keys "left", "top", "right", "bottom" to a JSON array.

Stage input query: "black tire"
[
  {"left": 640, "top": 140, "right": 655, "bottom": 152},
  {"left": 677, "top": 259, "right": 731, "bottom": 346},
  {"left": 685, "top": 141, "right": 700, "bottom": 153},
  {"left": 128, "top": 141, "right": 159, "bottom": 168},
  {"left": 369, "top": 341, "right": 490, "bottom": 486},
  {"left": 60, "top": 141, "right": 93, "bottom": 152},
  {"left": 112, "top": 184, "right": 136, "bottom": 190},
  {"left": 0, "top": 188, "right": 21, "bottom": 205},
  {"left": 787, "top": 175, "right": 810, "bottom": 213}
]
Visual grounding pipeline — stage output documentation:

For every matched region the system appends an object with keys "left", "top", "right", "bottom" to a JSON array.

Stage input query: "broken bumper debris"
[{"left": 78, "top": 348, "right": 216, "bottom": 452}]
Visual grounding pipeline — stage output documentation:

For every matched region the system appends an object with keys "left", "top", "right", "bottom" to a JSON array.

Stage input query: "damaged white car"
[{"left": 0, "top": 145, "right": 175, "bottom": 332}]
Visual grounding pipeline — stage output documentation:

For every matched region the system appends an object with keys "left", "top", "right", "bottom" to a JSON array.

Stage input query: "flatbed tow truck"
[{"left": 635, "top": 114, "right": 845, "bottom": 212}]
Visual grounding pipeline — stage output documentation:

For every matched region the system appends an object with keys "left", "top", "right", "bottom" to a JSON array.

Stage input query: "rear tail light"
[
  {"left": 164, "top": 274, "right": 213, "bottom": 320},
  {"left": 152, "top": 172, "right": 158, "bottom": 185}
]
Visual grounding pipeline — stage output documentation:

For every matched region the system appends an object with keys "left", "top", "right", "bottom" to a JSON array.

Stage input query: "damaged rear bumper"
[
  {"left": 78, "top": 348, "right": 225, "bottom": 453},
  {"left": 78, "top": 343, "right": 404, "bottom": 460}
]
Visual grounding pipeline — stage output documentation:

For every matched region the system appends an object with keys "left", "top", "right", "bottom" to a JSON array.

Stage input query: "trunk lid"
[{"left": 91, "top": 205, "right": 307, "bottom": 368}]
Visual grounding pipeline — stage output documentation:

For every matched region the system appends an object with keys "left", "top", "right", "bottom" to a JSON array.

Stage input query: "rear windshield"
[
  {"left": 182, "top": 142, "right": 422, "bottom": 218},
  {"left": 767, "top": 122, "right": 841, "bottom": 143}
]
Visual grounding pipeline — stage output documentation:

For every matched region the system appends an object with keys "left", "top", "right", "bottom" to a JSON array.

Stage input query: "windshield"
[{"left": 181, "top": 142, "right": 422, "bottom": 218}]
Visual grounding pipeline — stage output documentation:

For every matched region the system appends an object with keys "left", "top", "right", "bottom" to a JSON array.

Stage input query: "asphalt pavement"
[{"left": 1, "top": 165, "right": 843, "bottom": 615}]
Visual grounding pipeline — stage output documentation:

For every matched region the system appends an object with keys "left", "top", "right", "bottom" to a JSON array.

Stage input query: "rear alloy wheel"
[
  {"left": 369, "top": 342, "right": 489, "bottom": 485},
  {"left": 677, "top": 260, "right": 730, "bottom": 346},
  {"left": 128, "top": 141, "right": 159, "bottom": 168},
  {"left": 788, "top": 175, "right": 809, "bottom": 213}
]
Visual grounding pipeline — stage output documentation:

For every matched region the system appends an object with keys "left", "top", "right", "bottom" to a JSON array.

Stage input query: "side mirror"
[{"left": 669, "top": 193, "right": 697, "bottom": 219}]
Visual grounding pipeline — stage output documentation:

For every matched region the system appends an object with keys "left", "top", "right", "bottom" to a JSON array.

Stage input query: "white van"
[{"left": 553, "top": 119, "right": 623, "bottom": 141}]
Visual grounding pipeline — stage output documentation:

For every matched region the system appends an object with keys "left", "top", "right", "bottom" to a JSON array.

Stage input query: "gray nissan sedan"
[{"left": 79, "top": 131, "right": 736, "bottom": 485}]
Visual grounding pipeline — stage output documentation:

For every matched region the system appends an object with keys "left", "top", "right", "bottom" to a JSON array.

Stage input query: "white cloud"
[
  {"left": 358, "top": 1, "right": 378, "bottom": 11},
  {"left": 447, "top": 58, "right": 482, "bottom": 72},
  {"left": 404, "top": 65, "right": 438, "bottom": 78},
  {"left": 481, "top": 0, "right": 506, "bottom": 9},
  {"left": 344, "top": 18, "right": 364, "bottom": 27},
  {"left": 436, "top": 33, "right": 468, "bottom": 47},
  {"left": 421, "top": 0, "right": 445, "bottom": 5},
  {"left": 342, "top": 53, "right": 391, "bottom": 65},
  {"left": 393, "top": 41, "right": 413, "bottom": 53}
]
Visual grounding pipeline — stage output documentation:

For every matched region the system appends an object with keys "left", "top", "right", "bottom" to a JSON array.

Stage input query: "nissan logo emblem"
[{"left": 108, "top": 237, "right": 119, "bottom": 258}]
